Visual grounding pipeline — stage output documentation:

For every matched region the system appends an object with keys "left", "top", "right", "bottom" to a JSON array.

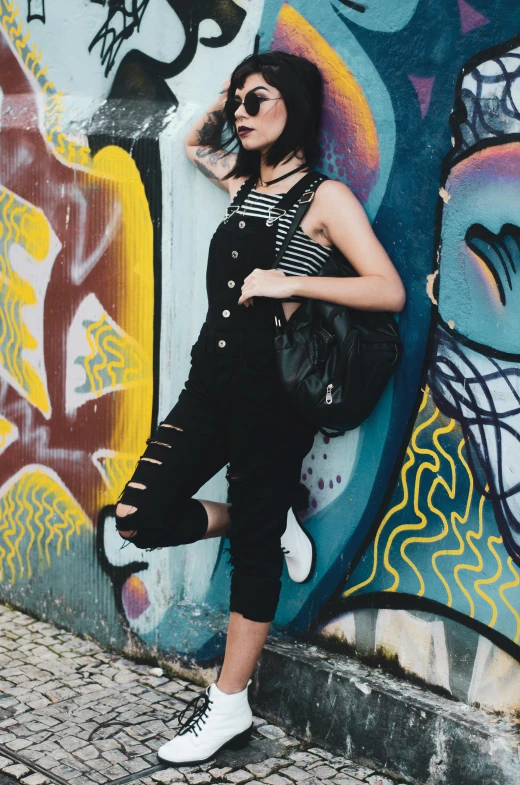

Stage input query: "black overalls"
[{"left": 115, "top": 172, "right": 319, "bottom": 623}]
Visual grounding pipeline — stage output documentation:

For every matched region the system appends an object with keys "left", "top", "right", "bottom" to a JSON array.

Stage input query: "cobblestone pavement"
[{"left": 0, "top": 605, "right": 410, "bottom": 785}]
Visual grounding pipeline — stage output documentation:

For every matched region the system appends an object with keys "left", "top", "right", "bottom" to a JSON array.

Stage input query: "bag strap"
[
  {"left": 271, "top": 172, "right": 329, "bottom": 332},
  {"left": 271, "top": 172, "right": 328, "bottom": 271}
]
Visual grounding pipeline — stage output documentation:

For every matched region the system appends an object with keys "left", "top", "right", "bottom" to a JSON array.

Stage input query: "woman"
[{"left": 115, "top": 51, "right": 405, "bottom": 766}]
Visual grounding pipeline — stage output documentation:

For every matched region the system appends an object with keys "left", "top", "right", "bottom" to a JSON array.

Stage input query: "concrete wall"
[{"left": 1, "top": 0, "right": 520, "bottom": 716}]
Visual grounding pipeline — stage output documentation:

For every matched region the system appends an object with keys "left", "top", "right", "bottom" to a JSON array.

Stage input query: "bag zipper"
[
  {"left": 323, "top": 332, "right": 357, "bottom": 406},
  {"left": 324, "top": 330, "right": 399, "bottom": 407}
]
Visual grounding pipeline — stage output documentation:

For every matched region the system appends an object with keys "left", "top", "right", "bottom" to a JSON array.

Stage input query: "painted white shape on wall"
[
  {"left": 25, "top": 0, "right": 185, "bottom": 98},
  {"left": 5, "top": 202, "right": 60, "bottom": 419},
  {"left": 102, "top": 512, "right": 221, "bottom": 636},
  {"left": 317, "top": 611, "right": 356, "bottom": 647},
  {"left": 299, "top": 429, "right": 362, "bottom": 521},
  {"left": 374, "top": 609, "right": 451, "bottom": 692},
  {"left": 65, "top": 292, "right": 146, "bottom": 414},
  {"left": 468, "top": 636, "right": 520, "bottom": 713}
]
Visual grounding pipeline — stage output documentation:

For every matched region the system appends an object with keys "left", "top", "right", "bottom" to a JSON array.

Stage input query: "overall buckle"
[{"left": 299, "top": 191, "right": 314, "bottom": 204}]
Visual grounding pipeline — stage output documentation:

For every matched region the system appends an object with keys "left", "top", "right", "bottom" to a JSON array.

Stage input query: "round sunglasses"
[{"left": 226, "top": 90, "right": 281, "bottom": 119}]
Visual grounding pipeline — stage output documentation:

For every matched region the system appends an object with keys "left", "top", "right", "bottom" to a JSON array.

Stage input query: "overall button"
[
  {"left": 222, "top": 310, "right": 230, "bottom": 318},
  {"left": 218, "top": 340, "right": 226, "bottom": 348},
  {"left": 227, "top": 280, "right": 235, "bottom": 288},
  {"left": 238, "top": 220, "right": 245, "bottom": 228},
  {"left": 231, "top": 250, "right": 238, "bottom": 259}
]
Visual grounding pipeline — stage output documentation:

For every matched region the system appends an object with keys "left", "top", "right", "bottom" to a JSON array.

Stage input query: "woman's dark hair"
[{"left": 218, "top": 50, "right": 323, "bottom": 180}]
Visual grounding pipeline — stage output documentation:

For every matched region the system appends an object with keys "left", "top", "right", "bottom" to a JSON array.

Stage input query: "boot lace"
[{"left": 174, "top": 690, "right": 213, "bottom": 737}]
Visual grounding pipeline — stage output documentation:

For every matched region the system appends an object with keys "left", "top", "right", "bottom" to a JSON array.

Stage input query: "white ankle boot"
[
  {"left": 281, "top": 508, "right": 316, "bottom": 583},
  {"left": 157, "top": 680, "right": 253, "bottom": 766}
]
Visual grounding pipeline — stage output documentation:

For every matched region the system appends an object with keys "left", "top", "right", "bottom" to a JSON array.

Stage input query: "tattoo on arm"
[
  {"left": 196, "top": 148, "right": 233, "bottom": 169},
  {"left": 194, "top": 158, "right": 220, "bottom": 181},
  {"left": 197, "top": 110, "right": 225, "bottom": 147}
]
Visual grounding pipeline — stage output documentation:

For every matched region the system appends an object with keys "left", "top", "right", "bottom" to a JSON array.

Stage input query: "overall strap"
[
  {"left": 271, "top": 172, "right": 329, "bottom": 270},
  {"left": 274, "top": 169, "right": 325, "bottom": 212}
]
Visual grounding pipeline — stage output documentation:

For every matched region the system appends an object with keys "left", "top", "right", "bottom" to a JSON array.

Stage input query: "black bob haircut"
[{"left": 217, "top": 50, "right": 323, "bottom": 180}]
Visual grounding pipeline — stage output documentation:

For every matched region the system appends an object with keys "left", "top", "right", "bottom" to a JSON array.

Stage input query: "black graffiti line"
[
  {"left": 91, "top": 1, "right": 246, "bottom": 82},
  {"left": 439, "top": 372, "right": 499, "bottom": 503},
  {"left": 470, "top": 223, "right": 520, "bottom": 298},
  {"left": 27, "top": 0, "right": 45, "bottom": 23},
  {"left": 502, "top": 229, "right": 518, "bottom": 274},
  {"left": 434, "top": 356, "right": 520, "bottom": 401},
  {"left": 431, "top": 339, "right": 520, "bottom": 504},
  {"left": 450, "top": 34, "right": 520, "bottom": 157},
  {"left": 463, "top": 62, "right": 520, "bottom": 146},
  {"left": 434, "top": 373, "right": 520, "bottom": 420},
  {"left": 327, "top": 591, "right": 520, "bottom": 667},
  {"left": 478, "top": 57, "right": 520, "bottom": 85},
  {"left": 466, "top": 227, "right": 508, "bottom": 303},
  {"left": 437, "top": 331, "right": 520, "bottom": 416},
  {"left": 335, "top": 0, "right": 367, "bottom": 12},
  {"left": 490, "top": 57, "right": 520, "bottom": 137},
  {"left": 489, "top": 355, "right": 520, "bottom": 411},
  {"left": 89, "top": 0, "right": 152, "bottom": 76},
  {"left": 465, "top": 58, "right": 520, "bottom": 146},
  {"left": 432, "top": 338, "right": 498, "bottom": 492},
  {"left": 489, "top": 235, "right": 514, "bottom": 289}
]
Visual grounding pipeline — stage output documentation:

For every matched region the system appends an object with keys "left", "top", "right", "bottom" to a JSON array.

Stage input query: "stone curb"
[{"left": 251, "top": 639, "right": 520, "bottom": 785}]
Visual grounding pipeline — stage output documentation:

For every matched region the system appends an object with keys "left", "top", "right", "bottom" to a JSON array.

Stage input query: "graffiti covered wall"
[{"left": 1, "top": 0, "right": 520, "bottom": 713}]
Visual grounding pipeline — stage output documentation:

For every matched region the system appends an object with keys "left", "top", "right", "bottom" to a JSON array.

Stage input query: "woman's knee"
[
  {"left": 114, "top": 502, "right": 140, "bottom": 541},
  {"left": 113, "top": 497, "right": 209, "bottom": 549}
]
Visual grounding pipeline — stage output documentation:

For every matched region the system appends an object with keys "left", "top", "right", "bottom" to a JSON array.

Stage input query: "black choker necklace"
[{"left": 257, "top": 163, "right": 309, "bottom": 187}]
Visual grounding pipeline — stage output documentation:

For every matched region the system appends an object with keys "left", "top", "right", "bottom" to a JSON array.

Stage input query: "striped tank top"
[{"left": 228, "top": 180, "right": 333, "bottom": 286}]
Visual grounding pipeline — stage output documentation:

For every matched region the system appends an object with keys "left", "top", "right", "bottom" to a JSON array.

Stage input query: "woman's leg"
[
  {"left": 114, "top": 399, "right": 231, "bottom": 549},
  {"left": 116, "top": 499, "right": 231, "bottom": 540},
  {"left": 217, "top": 353, "right": 317, "bottom": 679},
  {"left": 217, "top": 612, "right": 270, "bottom": 693}
]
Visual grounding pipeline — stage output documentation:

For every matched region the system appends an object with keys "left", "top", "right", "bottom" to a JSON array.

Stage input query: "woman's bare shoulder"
[{"left": 314, "top": 177, "right": 356, "bottom": 204}]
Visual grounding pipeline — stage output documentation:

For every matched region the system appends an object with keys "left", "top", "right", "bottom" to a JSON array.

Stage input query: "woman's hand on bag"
[{"left": 238, "top": 269, "right": 292, "bottom": 306}]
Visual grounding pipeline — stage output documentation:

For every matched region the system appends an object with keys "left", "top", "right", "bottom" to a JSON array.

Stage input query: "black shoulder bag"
[{"left": 272, "top": 174, "right": 402, "bottom": 437}]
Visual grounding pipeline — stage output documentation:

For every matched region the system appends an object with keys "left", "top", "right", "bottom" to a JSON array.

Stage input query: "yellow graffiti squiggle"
[
  {"left": 431, "top": 439, "right": 474, "bottom": 607},
  {"left": 344, "top": 386, "right": 520, "bottom": 642},
  {"left": 386, "top": 413, "right": 454, "bottom": 595},
  {"left": 344, "top": 446, "right": 416, "bottom": 597},
  {"left": 79, "top": 313, "right": 148, "bottom": 399},
  {"left": 474, "top": 536, "right": 504, "bottom": 628},
  {"left": 0, "top": 468, "right": 91, "bottom": 583},
  {"left": 0, "top": 186, "right": 52, "bottom": 414},
  {"left": 500, "top": 558, "right": 520, "bottom": 643},
  {"left": 454, "top": 490, "right": 498, "bottom": 623}
]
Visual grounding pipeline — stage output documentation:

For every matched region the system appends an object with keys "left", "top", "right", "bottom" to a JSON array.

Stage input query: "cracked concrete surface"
[{"left": 0, "top": 604, "right": 410, "bottom": 785}]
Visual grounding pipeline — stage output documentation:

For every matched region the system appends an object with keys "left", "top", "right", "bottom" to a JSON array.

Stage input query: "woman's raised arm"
[{"left": 184, "top": 79, "right": 237, "bottom": 193}]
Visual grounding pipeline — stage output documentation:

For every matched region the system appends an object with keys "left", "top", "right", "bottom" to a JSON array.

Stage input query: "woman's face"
[{"left": 231, "top": 72, "right": 287, "bottom": 154}]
